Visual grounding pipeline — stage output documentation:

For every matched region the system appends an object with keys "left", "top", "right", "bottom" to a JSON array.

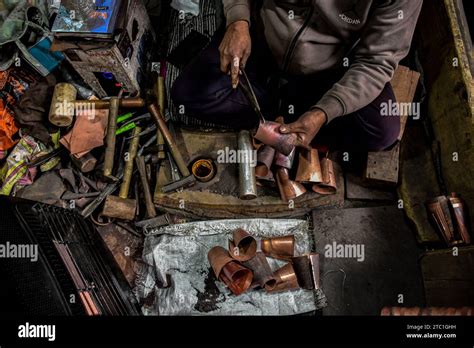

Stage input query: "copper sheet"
[
  {"left": 243, "top": 252, "right": 277, "bottom": 290},
  {"left": 228, "top": 228, "right": 258, "bottom": 261},
  {"left": 256, "top": 145, "right": 275, "bottom": 179},
  {"left": 261, "top": 235, "right": 295, "bottom": 260},
  {"left": 427, "top": 195, "right": 463, "bottom": 247},
  {"left": 448, "top": 193, "right": 471, "bottom": 245},
  {"left": 274, "top": 147, "right": 296, "bottom": 169}
]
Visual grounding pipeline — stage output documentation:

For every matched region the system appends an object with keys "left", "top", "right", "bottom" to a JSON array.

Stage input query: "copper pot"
[
  {"left": 312, "top": 158, "right": 337, "bottom": 195},
  {"left": 253, "top": 121, "right": 297, "bottom": 156},
  {"left": 261, "top": 235, "right": 295, "bottom": 260},
  {"left": 296, "top": 148, "right": 323, "bottom": 183},
  {"left": 243, "top": 252, "right": 277, "bottom": 290},
  {"left": 228, "top": 228, "right": 258, "bottom": 261},
  {"left": 266, "top": 263, "right": 300, "bottom": 292},
  {"left": 275, "top": 167, "right": 306, "bottom": 202}
]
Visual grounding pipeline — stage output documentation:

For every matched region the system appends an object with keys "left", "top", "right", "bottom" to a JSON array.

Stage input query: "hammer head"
[
  {"left": 102, "top": 195, "right": 137, "bottom": 221},
  {"left": 49, "top": 83, "right": 78, "bottom": 127}
]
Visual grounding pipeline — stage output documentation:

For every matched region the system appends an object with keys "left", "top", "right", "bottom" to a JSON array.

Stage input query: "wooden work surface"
[{"left": 154, "top": 128, "right": 345, "bottom": 219}]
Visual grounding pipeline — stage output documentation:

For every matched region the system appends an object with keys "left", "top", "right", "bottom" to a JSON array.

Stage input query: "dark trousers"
[{"left": 171, "top": 28, "right": 400, "bottom": 152}]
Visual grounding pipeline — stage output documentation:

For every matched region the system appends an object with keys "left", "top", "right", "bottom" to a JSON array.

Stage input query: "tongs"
[{"left": 239, "top": 69, "right": 266, "bottom": 124}]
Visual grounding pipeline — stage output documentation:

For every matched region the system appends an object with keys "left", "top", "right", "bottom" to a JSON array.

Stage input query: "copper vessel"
[
  {"left": 191, "top": 159, "right": 216, "bottom": 183},
  {"left": 228, "top": 228, "right": 258, "bottom": 261},
  {"left": 208, "top": 246, "right": 235, "bottom": 279},
  {"left": 219, "top": 261, "right": 253, "bottom": 295},
  {"left": 266, "top": 263, "right": 300, "bottom": 292},
  {"left": 208, "top": 246, "right": 253, "bottom": 295},
  {"left": 261, "top": 235, "right": 295, "bottom": 260},
  {"left": 448, "top": 193, "right": 471, "bottom": 245},
  {"left": 275, "top": 167, "right": 307, "bottom": 202},
  {"left": 256, "top": 145, "right": 275, "bottom": 180},
  {"left": 273, "top": 147, "right": 296, "bottom": 169},
  {"left": 253, "top": 121, "right": 297, "bottom": 156},
  {"left": 312, "top": 158, "right": 337, "bottom": 195},
  {"left": 296, "top": 149, "right": 323, "bottom": 183},
  {"left": 426, "top": 194, "right": 470, "bottom": 246},
  {"left": 243, "top": 252, "right": 277, "bottom": 290},
  {"left": 292, "top": 254, "right": 320, "bottom": 290}
]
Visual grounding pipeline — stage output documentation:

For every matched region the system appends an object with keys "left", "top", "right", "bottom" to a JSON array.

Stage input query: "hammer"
[
  {"left": 101, "top": 126, "right": 142, "bottom": 221},
  {"left": 48, "top": 83, "right": 144, "bottom": 182},
  {"left": 148, "top": 103, "right": 195, "bottom": 193}
]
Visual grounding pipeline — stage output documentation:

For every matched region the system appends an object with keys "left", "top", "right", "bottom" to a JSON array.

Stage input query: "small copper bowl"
[
  {"left": 275, "top": 167, "right": 306, "bottom": 202},
  {"left": 295, "top": 148, "right": 323, "bottom": 183},
  {"left": 261, "top": 235, "right": 295, "bottom": 260},
  {"left": 254, "top": 121, "right": 297, "bottom": 156},
  {"left": 228, "top": 228, "right": 258, "bottom": 261}
]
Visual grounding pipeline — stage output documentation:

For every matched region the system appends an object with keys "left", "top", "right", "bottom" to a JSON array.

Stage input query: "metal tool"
[
  {"left": 136, "top": 155, "right": 157, "bottom": 219},
  {"left": 238, "top": 130, "right": 258, "bottom": 200},
  {"left": 101, "top": 126, "right": 142, "bottom": 221},
  {"left": 148, "top": 103, "right": 195, "bottom": 193},
  {"left": 71, "top": 153, "right": 97, "bottom": 173},
  {"left": 239, "top": 69, "right": 266, "bottom": 124}
]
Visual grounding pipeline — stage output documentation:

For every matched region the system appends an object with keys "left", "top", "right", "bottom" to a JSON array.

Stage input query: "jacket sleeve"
[
  {"left": 314, "top": 0, "right": 423, "bottom": 123},
  {"left": 222, "top": 0, "right": 251, "bottom": 26}
]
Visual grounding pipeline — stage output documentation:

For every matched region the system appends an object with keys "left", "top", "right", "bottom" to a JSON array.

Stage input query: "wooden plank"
[
  {"left": 391, "top": 66, "right": 421, "bottom": 140},
  {"left": 364, "top": 143, "right": 400, "bottom": 186},
  {"left": 364, "top": 66, "right": 420, "bottom": 186}
]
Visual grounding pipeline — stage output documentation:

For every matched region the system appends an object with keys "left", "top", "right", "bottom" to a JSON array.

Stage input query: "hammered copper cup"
[
  {"left": 219, "top": 261, "right": 253, "bottom": 295},
  {"left": 296, "top": 148, "right": 323, "bottom": 183},
  {"left": 312, "top": 158, "right": 337, "bottom": 195},
  {"left": 243, "top": 252, "right": 278, "bottom": 290},
  {"left": 275, "top": 167, "right": 306, "bottom": 202},
  {"left": 261, "top": 235, "right": 295, "bottom": 260},
  {"left": 266, "top": 262, "right": 300, "bottom": 292},
  {"left": 228, "top": 228, "right": 258, "bottom": 261},
  {"left": 254, "top": 121, "right": 297, "bottom": 156},
  {"left": 256, "top": 145, "right": 276, "bottom": 180},
  {"left": 208, "top": 246, "right": 253, "bottom": 295}
]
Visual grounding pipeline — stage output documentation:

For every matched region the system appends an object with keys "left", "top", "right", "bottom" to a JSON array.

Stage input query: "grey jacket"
[{"left": 222, "top": 0, "right": 423, "bottom": 123}]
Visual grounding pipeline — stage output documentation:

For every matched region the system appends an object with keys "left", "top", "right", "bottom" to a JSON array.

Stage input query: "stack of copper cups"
[
  {"left": 207, "top": 228, "right": 322, "bottom": 295},
  {"left": 253, "top": 117, "right": 337, "bottom": 202}
]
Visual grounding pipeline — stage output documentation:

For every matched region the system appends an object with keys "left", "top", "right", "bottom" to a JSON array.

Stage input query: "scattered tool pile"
[{"left": 208, "top": 228, "right": 320, "bottom": 295}]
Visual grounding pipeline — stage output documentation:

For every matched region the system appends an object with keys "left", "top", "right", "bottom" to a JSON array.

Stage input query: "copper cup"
[
  {"left": 219, "top": 261, "right": 253, "bottom": 295},
  {"left": 208, "top": 246, "right": 235, "bottom": 279},
  {"left": 296, "top": 148, "right": 323, "bottom": 183},
  {"left": 261, "top": 235, "right": 295, "bottom": 260},
  {"left": 312, "top": 158, "right": 337, "bottom": 195},
  {"left": 243, "top": 252, "right": 277, "bottom": 290},
  {"left": 275, "top": 167, "right": 306, "bottom": 202},
  {"left": 256, "top": 145, "right": 275, "bottom": 176},
  {"left": 266, "top": 263, "right": 300, "bottom": 292},
  {"left": 228, "top": 228, "right": 258, "bottom": 261},
  {"left": 253, "top": 121, "right": 297, "bottom": 156},
  {"left": 273, "top": 147, "right": 296, "bottom": 169},
  {"left": 292, "top": 254, "right": 320, "bottom": 290}
]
